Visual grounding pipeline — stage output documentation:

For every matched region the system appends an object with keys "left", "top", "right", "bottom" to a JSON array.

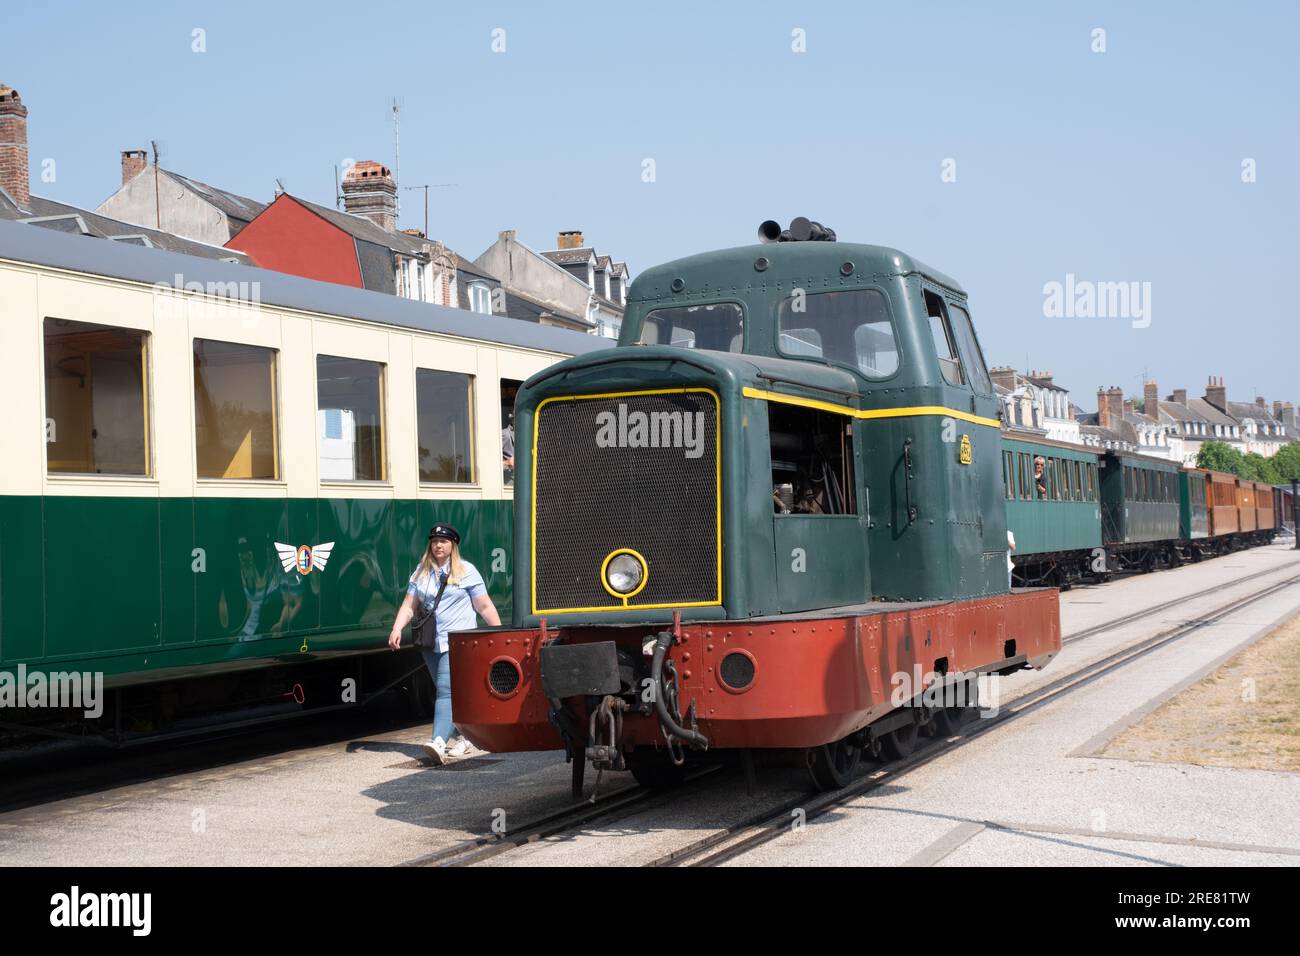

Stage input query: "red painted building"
[
  {"left": 226, "top": 193, "right": 365, "bottom": 287},
  {"left": 226, "top": 161, "right": 502, "bottom": 313}
]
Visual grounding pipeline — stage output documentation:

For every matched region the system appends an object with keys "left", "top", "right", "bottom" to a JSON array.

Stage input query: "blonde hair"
[{"left": 416, "top": 538, "right": 468, "bottom": 587}]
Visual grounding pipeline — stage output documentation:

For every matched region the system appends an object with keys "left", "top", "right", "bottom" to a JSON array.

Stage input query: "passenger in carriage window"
[
  {"left": 1033, "top": 456, "right": 1047, "bottom": 499},
  {"left": 501, "top": 412, "right": 515, "bottom": 484}
]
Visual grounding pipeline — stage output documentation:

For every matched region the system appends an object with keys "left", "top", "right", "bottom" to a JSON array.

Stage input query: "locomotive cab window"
[
  {"left": 769, "top": 404, "right": 856, "bottom": 515},
  {"left": 775, "top": 289, "right": 899, "bottom": 378},
  {"left": 946, "top": 303, "right": 993, "bottom": 394},
  {"left": 317, "top": 355, "right": 386, "bottom": 482},
  {"left": 43, "top": 317, "right": 151, "bottom": 476},
  {"left": 923, "top": 291, "right": 964, "bottom": 387},
  {"left": 639, "top": 303, "right": 743, "bottom": 351}
]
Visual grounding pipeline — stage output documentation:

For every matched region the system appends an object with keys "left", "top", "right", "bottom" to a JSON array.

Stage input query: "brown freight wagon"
[
  {"left": 1206, "top": 470, "right": 1240, "bottom": 537},
  {"left": 1236, "top": 478, "right": 1258, "bottom": 533},
  {"left": 1254, "top": 482, "right": 1276, "bottom": 533}
]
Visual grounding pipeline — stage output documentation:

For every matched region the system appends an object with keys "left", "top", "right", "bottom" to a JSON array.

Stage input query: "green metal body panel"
[
  {"left": 1001, "top": 437, "right": 1103, "bottom": 557},
  {"left": 511, "top": 240, "right": 1007, "bottom": 628},
  {"left": 0, "top": 495, "right": 513, "bottom": 685},
  {"left": 1100, "top": 451, "right": 1181, "bottom": 545}
]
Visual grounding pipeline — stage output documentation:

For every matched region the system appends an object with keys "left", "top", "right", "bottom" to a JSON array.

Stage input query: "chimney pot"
[
  {"left": 340, "top": 160, "right": 397, "bottom": 232},
  {"left": 120, "top": 149, "right": 148, "bottom": 185},
  {"left": 1205, "top": 377, "right": 1227, "bottom": 410},
  {"left": 556, "top": 230, "right": 584, "bottom": 249}
]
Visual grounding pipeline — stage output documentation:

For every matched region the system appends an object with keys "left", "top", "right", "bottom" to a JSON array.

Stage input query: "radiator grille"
[{"left": 532, "top": 389, "right": 720, "bottom": 613}]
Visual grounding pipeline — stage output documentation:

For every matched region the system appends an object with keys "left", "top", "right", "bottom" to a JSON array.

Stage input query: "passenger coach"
[{"left": 0, "top": 220, "right": 607, "bottom": 736}]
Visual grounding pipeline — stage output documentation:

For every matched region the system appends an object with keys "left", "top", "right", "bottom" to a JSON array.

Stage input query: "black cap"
[{"left": 428, "top": 524, "right": 461, "bottom": 544}]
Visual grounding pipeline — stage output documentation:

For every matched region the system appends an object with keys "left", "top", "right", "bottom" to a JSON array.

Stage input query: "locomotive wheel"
[
  {"left": 932, "top": 706, "right": 967, "bottom": 737},
  {"left": 625, "top": 749, "right": 688, "bottom": 791},
  {"left": 881, "top": 721, "right": 919, "bottom": 760},
  {"left": 808, "top": 738, "right": 860, "bottom": 791}
]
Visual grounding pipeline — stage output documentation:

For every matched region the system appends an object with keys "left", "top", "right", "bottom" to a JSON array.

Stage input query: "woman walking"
[{"left": 388, "top": 523, "right": 501, "bottom": 764}]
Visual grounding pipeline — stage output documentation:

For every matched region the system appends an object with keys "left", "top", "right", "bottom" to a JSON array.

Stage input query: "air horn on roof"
[{"left": 758, "top": 217, "right": 837, "bottom": 243}]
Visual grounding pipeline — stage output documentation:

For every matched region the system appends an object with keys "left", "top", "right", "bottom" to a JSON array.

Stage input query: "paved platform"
[{"left": 1, "top": 544, "right": 1298, "bottom": 867}]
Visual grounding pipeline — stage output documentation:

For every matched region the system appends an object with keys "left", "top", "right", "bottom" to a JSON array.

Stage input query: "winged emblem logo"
[{"left": 275, "top": 542, "right": 335, "bottom": 576}]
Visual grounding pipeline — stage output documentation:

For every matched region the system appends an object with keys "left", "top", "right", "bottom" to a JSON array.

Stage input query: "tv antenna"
[{"left": 402, "top": 183, "right": 457, "bottom": 239}]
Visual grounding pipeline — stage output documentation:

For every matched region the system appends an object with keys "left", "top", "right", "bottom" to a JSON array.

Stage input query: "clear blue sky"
[{"left": 5, "top": 1, "right": 1298, "bottom": 407}]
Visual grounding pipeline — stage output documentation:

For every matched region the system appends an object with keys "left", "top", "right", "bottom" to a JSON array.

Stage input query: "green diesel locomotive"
[{"left": 451, "top": 218, "right": 1061, "bottom": 791}]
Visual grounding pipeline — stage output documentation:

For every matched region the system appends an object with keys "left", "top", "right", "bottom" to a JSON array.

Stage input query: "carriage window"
[
  {"left": 416, "top": 369, "right": 476, "bottom": 483},
  {"left": 768, "top": 404, "right": 855, "bottom": 515},
  {"left": 1019, "top": 452, "right": 1030, "bottom": 499},
  {"left": 923, "top": 291, "right": 964, "bottom": 387},
  {"left": 1062, "top": 459, "right": 1073, "bottom": 500},
  {"left": 1003, "top": 451, "right": 1014, "bottom": 499},
  {"left": 640, "top": 303, "right": 743, "bottom": 351},
  {"left": 194, "top": 339, "right": 279, "bottom": 480},
  {"left": 946, "top": 304, "right": 993, "bottom": 394},
  {"left": 776, "top": 289, "right": 899, "bottom": 378},
  {"left": 501, "top": 379, "right": 521, "bottom": 486},
  {"left": 317, "top": 355, "right": 386, "bottom": 481},
  {"left": 44, "top": 318, "right": 150, "bottom": 476}
]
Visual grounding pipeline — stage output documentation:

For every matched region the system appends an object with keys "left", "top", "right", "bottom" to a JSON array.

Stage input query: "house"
[
  {"left": 1189, "top": 377, "right": 1247, "bottom": 453},
  {"left": 225, "top": 160, "right": 499, "bottom": 315},
  {"left": 96, "top": 150, "right": 267, "bottom": 247},
  {"left": 476, "top": 229, "right": 628, "bottom": 337},
  {"left": 1273, "top": 402, "right": 1300, "bottom": 443},
  {"left": 1077, "top": 388, "right": 1137, "bottom": 452},
  {"left": 0, "top": 84, "right": 253, "bottom": 263},
  {"left": 989, "top": 367, "right": 1079, "bottom": 442},
  {"left": 1152, "top": 387, "right": 1212, "bottom": 466}
]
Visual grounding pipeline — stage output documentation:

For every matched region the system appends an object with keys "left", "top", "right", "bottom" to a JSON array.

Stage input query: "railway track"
[
  {"left": 648, "top": 568, "right": 1300, "bottom": 867},
  {"left": 393, "top": 554, "right": 1300, "bottom": 868},
  {"left": 403, "top": 766, "right": 726, "bottom": 867}
]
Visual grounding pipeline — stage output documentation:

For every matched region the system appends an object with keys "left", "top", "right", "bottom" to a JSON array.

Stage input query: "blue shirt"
[{"left": 407, "top": 561, "right": 487, "bottom": 652}]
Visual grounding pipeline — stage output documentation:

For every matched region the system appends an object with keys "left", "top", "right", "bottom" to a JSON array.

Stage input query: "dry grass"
[{"left": 1101, "top": 612, "right": 1300, "bottom": 772}]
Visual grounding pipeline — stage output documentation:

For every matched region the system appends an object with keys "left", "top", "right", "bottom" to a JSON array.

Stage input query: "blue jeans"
[{"left": 420, "top": 648, "right": 456, "bottom": 742}]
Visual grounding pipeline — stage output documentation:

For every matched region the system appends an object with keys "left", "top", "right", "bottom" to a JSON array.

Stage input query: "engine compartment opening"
[{"left": 768, "top": 403, "right": 856, "bottom": 515}]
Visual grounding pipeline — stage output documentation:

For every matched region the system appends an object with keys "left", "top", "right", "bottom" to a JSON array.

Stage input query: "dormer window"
[{"left": 467, "top": 281, "right": 493, "bottom": 315}]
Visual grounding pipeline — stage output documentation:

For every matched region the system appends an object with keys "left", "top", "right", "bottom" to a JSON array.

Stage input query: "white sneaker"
[
  {"left": 423, "top": 736, "right": 448, "bottom": 765},
  {"left": 447, "top": 736, "right": 473, "bottom": 758}
]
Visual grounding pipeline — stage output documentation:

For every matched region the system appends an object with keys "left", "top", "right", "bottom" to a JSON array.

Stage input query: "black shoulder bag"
[{"left": 411, "top": 570, "right": 449, "bottom": 649}]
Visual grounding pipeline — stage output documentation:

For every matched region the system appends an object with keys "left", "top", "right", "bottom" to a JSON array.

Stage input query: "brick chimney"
[
  {"left": 1097, "top": 386, "right": 1124, "bottom": 429},
  {"left": 1205, "top": 376, "right": 1227, "bottom": 411},
  {"left": 0, "top": 84, "right": 30, "bottom": 209},
  {"left": 1170, "top": 388, "right": 1187, "bottom": 405},
  {"left": 1144, "top": 381, "right": 1159, "bottom": 420},
  {"left": 341, "top": 160, "right": 397, "bottom": 232},
  {"left": 556, "top": 230, "right": 584, "bottom": 249},
  {"left": 989, "top": 366, "right": 1018, "bottom": 392},
  {"left": 1278, "top": 403, "right": 1297, "bottom": 428},
  {"left": 121, "top": 149, "right": 147, "bottom": 185},
  {"left": 1255, "top": 396, "right": 1267, "bottom": 408}
]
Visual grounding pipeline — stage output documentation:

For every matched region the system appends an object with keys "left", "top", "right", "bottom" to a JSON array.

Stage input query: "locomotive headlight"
[{"left": 603, "top": 551, "right": 646, "bottom": 596}]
